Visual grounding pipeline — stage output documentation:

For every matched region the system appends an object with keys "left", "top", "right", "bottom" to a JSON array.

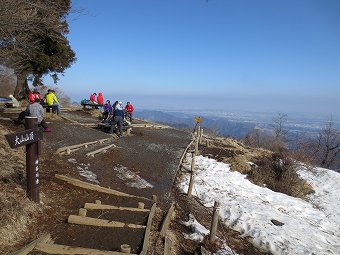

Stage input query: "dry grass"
[
  {"left": 249, "top": 153, "right": 314, "bottom": 198},
  {"left": 206, "top": 137, "right": 271, "bottom": 174},
  {"left": 0, "top": 124, "right": 39, "bottom": 250}
]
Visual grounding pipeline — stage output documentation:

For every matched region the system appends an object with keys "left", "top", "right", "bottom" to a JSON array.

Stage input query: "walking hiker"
[
  {"left": 109, "top": 101, "right": 124, "bottom": 137},
  {"left": 124, "top": 101, "right": 134, "bottom": 122}
]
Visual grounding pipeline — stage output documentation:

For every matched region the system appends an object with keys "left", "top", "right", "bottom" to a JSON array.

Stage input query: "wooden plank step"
[
  {"left": 84, "top": 203, "right": 150, "bottom": 212},
  {"left": 68, "top": 215, "right": 146, "bottom": 229},
  {"left": 55, "top": 174, "right": 152, "bottom": 201},
  {"left": 35, "top": 243, "right": 137, "bottom": 255}
]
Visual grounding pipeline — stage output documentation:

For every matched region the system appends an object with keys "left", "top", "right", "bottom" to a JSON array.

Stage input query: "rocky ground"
[{"left": 0, "top": 108, "right": 270, "bottom": 255}]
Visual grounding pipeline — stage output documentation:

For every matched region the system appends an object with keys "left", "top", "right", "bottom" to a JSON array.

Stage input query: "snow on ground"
[
  {"left": 181, "top": 214, "right": 239, "bottom": 255},
  {"left": 112, "top": 164, "right": 154, "bottom": 189},
  {"left": 67, "top": 158, "right": 99, "bottom": 184},
  {"left": 177, "top": 154, "right": 340, "bottom": 255}
]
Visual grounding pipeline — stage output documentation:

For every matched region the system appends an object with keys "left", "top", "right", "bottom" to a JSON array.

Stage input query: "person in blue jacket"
[{"left": 109, "top": 101, "right": 124, "bottom": 137}]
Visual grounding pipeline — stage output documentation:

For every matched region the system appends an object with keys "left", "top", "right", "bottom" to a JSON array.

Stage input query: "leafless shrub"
[{"left": 249, "top": 152, "right": 314, "bottom": 198}]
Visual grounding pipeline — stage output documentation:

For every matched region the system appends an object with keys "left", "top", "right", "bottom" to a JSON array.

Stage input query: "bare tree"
[
  {"left": 272, "top": 113, "right": 288, "bottom": 140},
  {"left": 314, "top": 119, "right": 340, "bottom": 169}
]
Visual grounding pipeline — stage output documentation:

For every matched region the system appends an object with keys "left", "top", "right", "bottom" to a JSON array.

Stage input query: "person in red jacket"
[
  {"left": 28, "top": 88, "right": 42, "bottom": 104},
  {"left": 89, "top": 93, "right": 97, "bottom": 103},
  {"left": 97, "top": 92, "right": 104, "bottom": 105},
  {"left": 124, "top": 101, "right": 134, "bottom": 122}
]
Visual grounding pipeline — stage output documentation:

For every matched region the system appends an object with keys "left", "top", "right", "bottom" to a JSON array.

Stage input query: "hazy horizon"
[{"left": 70, "top": 92, "right": 340, "bottom": 120}]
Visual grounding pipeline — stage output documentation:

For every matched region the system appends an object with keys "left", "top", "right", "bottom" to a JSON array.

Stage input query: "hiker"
[
  {"left": 113, "top": 100, "right": 119, "bottom": 110},
  {"left": 5, "top": 95, "right": 20, "bottom": 108},
  {"left": 45, "top": 89, "right": 61, "bottom": 114},
  {"left": 28, "top": 88, "right": 42, "bottom": 104},
  {"left": 89, "top": 93, "right": 97, "bottom": 104},
  {"left": 27, "top": 98, "right": 51, "bottom": 132},
  {"left": 102, "top": 100, "right": 112, "bottom": 121},
  {"left": 97, "top": 92, "right": 104, "bottom": 105},
  {"left": 125, "top": 101, "right": 134, "bottom": 122},
  {"left": 109, "top": 101, "right": 124, "bottom": 137}
]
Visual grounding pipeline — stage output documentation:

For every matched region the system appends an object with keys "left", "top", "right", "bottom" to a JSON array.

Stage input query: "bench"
[
  {"left": 43, "top": 104, "right": 58, "bottom": 114},
  {"left": 97, "top": 122, "right": 132, "bottom": 136},
  {"left": 81, "top": 103, "right": 103, "bottom": 109}
]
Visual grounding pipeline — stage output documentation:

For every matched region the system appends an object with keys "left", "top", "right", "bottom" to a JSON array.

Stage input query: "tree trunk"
[{"left": 14, "top": 73, "right": 29, "bottom": 100}]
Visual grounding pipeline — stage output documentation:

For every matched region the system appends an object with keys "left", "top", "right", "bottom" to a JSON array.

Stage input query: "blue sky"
[{"left": 48, "top": 0, "right": 340, "bottom": 116}]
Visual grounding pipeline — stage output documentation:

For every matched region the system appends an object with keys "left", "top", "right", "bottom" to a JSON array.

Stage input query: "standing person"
[
  {"left": 45, "top": 89, "right": 61, "bottom": 114},
  {"left": 102, "top": 100, "right": 112, "bottom": 120},
  {"left": 89, "top": 93, "right": 97, "bottom": 104},
  {"left": 97, "top": 92, "right": 104, "bottom": 105},
  {"left": 109, "top": 101, "right": 124, "bottom": 137},
  {"left": 27, "top": 98, "right": 51, "bottom": 132},
  {"left": 124, "top": 101, "right": 134, "bottom": 122}
]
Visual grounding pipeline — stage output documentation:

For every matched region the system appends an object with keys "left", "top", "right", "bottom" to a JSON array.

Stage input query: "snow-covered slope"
[{"left": 177, "top": 154, "right": 340, "bottom": 255}]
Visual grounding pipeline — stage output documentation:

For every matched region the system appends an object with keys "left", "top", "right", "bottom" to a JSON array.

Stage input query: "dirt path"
[{"left": 4, "top": 110, "right": 191, "bottom": 254}]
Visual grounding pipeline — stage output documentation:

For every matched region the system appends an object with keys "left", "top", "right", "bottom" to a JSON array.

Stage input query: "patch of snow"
[
  {"left": 181, "top": 214, "right": 239, "bottom": 255},
  {"left": 181, "top": 214, "right": 209, "bottom": 242},
  {"left": 177, "top": 153, "right": 340, "bottom": 255},
  {"left": 113, "top": 164, "right": 154, "bottom": 189},
  {"left": 68, "top": 158, "right": 99, "bottom": 184}
]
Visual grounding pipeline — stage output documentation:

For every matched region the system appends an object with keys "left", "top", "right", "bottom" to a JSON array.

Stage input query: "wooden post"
[
  {"left": 209, "top": 201, "right": 220, "bottom": 242},
  {"left": 164, "top": 236, "right": 172, "bottom": 255},
  {"left": 138, "top": 202, "right": 145, "bottom": 209},
  {"left": 199, "top": 128, "right": 203, "bottom": 144},
  {"left": 25, "top": 117, "right": 40, "bottom": 203},
  {"left": 195, "top": 136, "right": 199, "bottom": 156},
  {"left": 206, "top": 140, "right": 210, "bottom": 148},
  {"left": 120, "top": 244, "right": 131, "bottom": 253},
  {"left": 187, "top": 153, "right": 196, "bottom": 197},
  {"left": 79, "top": 208, "right": 87, "bottom": 217}
]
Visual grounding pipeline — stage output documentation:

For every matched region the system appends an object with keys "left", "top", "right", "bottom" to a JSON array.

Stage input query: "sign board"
[
  {"left": 5, "top": 128, "right": 42, "bottom": 148},
  {"left": 194, "top": 116, "right": 204, "bottom": 123}
]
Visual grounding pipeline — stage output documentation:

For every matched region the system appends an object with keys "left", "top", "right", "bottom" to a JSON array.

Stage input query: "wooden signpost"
[{"left": 5, "top": 117, "right": 43, "bottom": 203}]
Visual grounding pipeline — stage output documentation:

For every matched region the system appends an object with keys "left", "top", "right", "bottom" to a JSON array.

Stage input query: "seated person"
[
  {"left": 89, "top": 93, "right": 97, "bottom": 104},
  {"left": 27, "top": 98, "right": 51, "bottom": 132},
  {"left": 97, "top": 92, "right": 104, "bottom": 105},
  {"left": 29, "top": 88, "right": 42, "bottom": 104},
  {"left": 5, "top": 95, "right": 20, "bottom": 108},
  {"left": 124, "top": 101, "right": 134, "bottom": 122},
  {"left": 102, "top": 100, "right": 112, "bottom": 120},
  {"left": 45, "top": 89, "right": 61, "bottom": 114}
]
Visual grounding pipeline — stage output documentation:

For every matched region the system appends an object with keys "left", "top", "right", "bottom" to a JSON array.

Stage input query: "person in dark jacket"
[{"left": 109, "top": 101, "right": 124, "bottom": 137}]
